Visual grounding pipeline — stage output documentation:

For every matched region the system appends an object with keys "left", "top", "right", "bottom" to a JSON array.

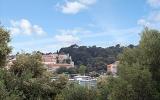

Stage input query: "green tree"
[
  {"left": 56, "top": 67, "right": 67, "bottom": 74},
  {"left": 67, "top": 67, "right": 77, "bottom": 74},
  {"left": 0, "top": 26, "right": 70, "bottom": 100},
  {"left": 59, "top": 44, "right": 127, "bottom": 73},
  {"left": 0, "top": 26, "right": 11, "bottom": 67},
  {"left": 106, "top": 28, "right": 160, "bottom": 100},
  {"left": 0, "top": 26, "right": 13, "bottom": 99},
  {"left": 56, "top": 67, "right": 77, "bottom": 74},
  {"left": 8, "top": 52, "right": 68, "bottom": 100},
  {"left": 10, "top": 52, "right": 46, "bottom": 78},
  {"left": 97, "top": 76, "right": 109, "bottom": 100},
  {"left": 108, "top": 65, "right": 156, "bottom": 100},
  {"left": 56, "top": 83, "right": 97, "bottom": 100},
  {"left": 139, "top": 28, "right": 160, "bottom": 92},
  {"left": 79, "top": 65, "right": 86, "bottom": 75},
  {"left": 0, "top": 69, "right": 9, "bottom": 99}
]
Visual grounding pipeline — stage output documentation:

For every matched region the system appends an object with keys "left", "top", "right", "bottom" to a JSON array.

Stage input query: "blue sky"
[{"left": 0, "top": 0, "right": 160, "bottom": 54}]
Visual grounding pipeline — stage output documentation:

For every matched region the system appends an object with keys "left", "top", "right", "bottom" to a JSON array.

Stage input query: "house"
[
  {"left": 42, "top": 53, "right": 74, "bottom": 72},
  {"left": 42, "top": 54, "right": 58, "bottom": 64},
  {"left": 6, "top": 53, "right": 74, "bottom": 72},
  {"left": 107, "top": 61, "right": 119, "bottom": 75}
]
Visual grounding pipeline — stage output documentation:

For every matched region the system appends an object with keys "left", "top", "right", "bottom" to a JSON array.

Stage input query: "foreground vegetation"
[{"left": 0, "top": 26, "right": 160, "bottom": 100}]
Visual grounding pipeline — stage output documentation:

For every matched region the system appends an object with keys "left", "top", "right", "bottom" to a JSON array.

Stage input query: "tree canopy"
[
  {"left": 0, "top": 26, "right": 11, "bottom": 67},
  {"left": 0, "top": 26, "right": 68, "bottom": 100},
  {"left": 1, "top": 25, "right": 160, "bottom": 100},
  {"left": 105, "top": 28, "right": 160, "bottom": 100},
  {"left": 59, "top": 44, "right": 135, "bottom": 73}
]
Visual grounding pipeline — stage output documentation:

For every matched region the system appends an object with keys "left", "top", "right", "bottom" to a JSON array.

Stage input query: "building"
[
  {"left": 107, "top": 61, "right": 119, "bottom": 75},
  {"left": 42, "top": 54, "right": 58, "bottom": 64},
  {"left": 6, "top": 53, "right": 74, "bottom": 72},
  {"left": 42, "top": 53, "right": 74, "bottom": 72},
  {"left": 71, "top": 75, "right": 97, "bottom": 88}
]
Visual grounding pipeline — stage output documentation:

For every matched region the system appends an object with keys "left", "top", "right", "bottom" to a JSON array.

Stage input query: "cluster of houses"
[
  {"left": 6, "top": 53, "right": 74, "bottom": 72},
  {"left": 6, "top": 53, "right": 118, "bottom": 76},
  {"left": 6, "top": 53, "right": 119, "bottom": 88},
  {"left": 42, "top": 53, "right": 74, "bottom": 71}
]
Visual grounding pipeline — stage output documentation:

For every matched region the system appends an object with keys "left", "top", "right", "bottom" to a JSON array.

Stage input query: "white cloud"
[
  {"left": 54, "top": 26, "right": 141, "bottom": 47},
  {"left": 55, "top": 33, "right": 80, "bottom": 44},
  {"left": 56, "top": 0, "right": 96, "bottom": 14},
  {"left": 10, "top": 26, "right": 141, "bottom": 54},
  {"left": 148, "top": 11, "right": 160, "bottom": 22},
  {"left": 61, "top": 1, "right": 86, "bottom": 14},
  {"left": 137, "top": 19, "right": 151, "bottom": 26},
  {"left": 57, "top": 28, "right": 92, "bottom": 35},
  {"left": 80, "top": 0, "right": 96, "bottom": 5},
  {"left": 10, "top": 19, "right": 46, "bottom": 36},
  {"left": 137, "top": 11, "right": 160, "bottom": 29},
  {"left": 55, "top": 28, "right": 82, "bottom": 45},
  {"left": 147, "top": 0, "right": 160, "bottom": 8},
  {"left": 138, "top": 0, "right": 160, "bottom": 29},
  {"left": 33, "top": 25, "right": 46, "bottom": 35}
]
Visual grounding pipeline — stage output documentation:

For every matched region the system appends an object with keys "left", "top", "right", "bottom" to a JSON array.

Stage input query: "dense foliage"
[
  {"left": 59, "top": 44, "right": 135, "bottom": 73},
  {"left": 0, "top": 25, "right": 12, "bottom": 99},
  {"left": 1, "top": 52, "right": 69, "bottom": 100},
  {"left": 104, "top": 28, "right": 160, "bottom": 100},
  {"left": 0, "top": 26, "right": 11, "bottom": 67},
  {"left": 1, "top": 25, "right": 160, "bottom": 100},
  {"left": 0, "top": 26, "right": 68, "bottom": 100},
  {"left": 56, "top": 67, "right": 77, "bottom": 74},
  {"left": 56, "top": 83, "right": 98, "bottom": 100}
]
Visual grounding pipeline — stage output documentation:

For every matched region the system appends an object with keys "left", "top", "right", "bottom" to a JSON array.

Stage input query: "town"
[
  {"left": 1, "top": 25, "right": 160, "bottom": 100},
  {"left": 1, "top": 0, "right": 160, "bottom": 99},
  {"left": 6, "top": 52, "right": 119, "bottom": 88}
]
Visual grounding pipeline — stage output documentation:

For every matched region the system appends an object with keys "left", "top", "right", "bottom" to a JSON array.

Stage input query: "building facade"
[
  {"left": 107, "top": 61, "right": 119, "bottom": 76},
  {"left": 42, "top": 53, "right": 74, "bottom": 72},
  {"left": 6, "top": 53, "right": 74, "bottom": 72}
]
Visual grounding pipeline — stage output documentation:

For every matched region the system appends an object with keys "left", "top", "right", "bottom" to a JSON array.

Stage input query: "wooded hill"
[{"left": 59, "top": 44, "right": 136, "bottom": 73}]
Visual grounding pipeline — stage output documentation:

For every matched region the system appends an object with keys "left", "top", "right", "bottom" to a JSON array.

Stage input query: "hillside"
[{"left": 59, "top": 44, "right": 136, "bottom": 72}]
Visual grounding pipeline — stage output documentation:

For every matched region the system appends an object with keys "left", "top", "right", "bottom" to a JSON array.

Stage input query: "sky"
[{"left": 0, "top": 0, "right": 160, "bottom": 54}]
